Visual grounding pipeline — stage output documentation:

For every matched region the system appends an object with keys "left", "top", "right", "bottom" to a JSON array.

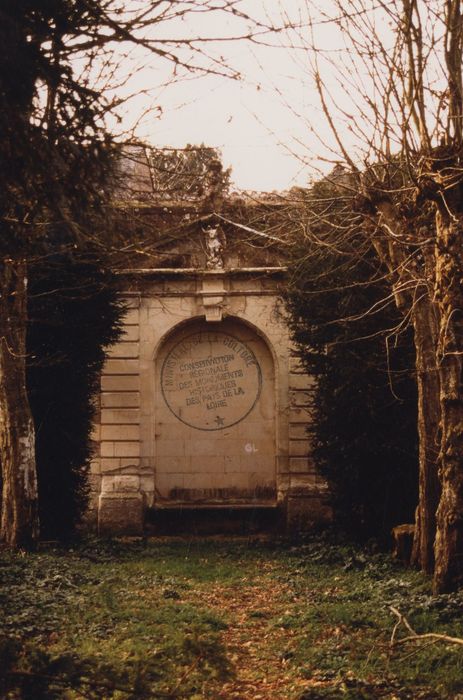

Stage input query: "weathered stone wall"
[
  {"left": 88, "top": 297, "right": 142, "bottom": 532},
  {"left": 155, "top": 319, "right": 276, "bottom": 503},
  {"left": 89, "top": 268, "right": 331, "bottom": 534},
  {"left": 286, "top": 355, "right": 331, "bottom": 530}
]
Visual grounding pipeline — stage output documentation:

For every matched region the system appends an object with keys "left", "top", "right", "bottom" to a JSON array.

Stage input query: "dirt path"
[
  {"left": 2, "top": 538, "right": 454, "bottom": 699},
  {"left": 187, "top": 561, "right": 311, "bottom": 699}
]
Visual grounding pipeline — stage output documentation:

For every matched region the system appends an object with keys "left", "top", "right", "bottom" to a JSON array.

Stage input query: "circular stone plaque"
[{"left": 161, "top": 331, "right": 262, "bottom": 431}]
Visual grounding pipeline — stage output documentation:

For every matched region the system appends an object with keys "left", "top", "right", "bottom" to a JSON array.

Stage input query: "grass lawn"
[{"left": 1, "top": 536, "right": 463, "bottom": 699}]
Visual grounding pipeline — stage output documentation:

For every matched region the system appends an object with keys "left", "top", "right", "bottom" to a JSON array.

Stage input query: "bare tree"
[
  {"left": 283, "top": 0, "right": 463, "bottom": 591},
  {"left": 0, "top": 0, "right": 274, "bottom": 548}
]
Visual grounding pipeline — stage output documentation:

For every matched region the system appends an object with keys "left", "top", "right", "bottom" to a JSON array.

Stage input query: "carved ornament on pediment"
[{"left": 203, "top": 224, "right": 226, "bottom": 270}]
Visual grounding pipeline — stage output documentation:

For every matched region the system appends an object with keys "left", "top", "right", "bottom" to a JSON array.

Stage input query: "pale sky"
[
  {"left": 103, "top": 0, "right": 397, "bottom": 192},
  {"left": 105, "top": 0, "right": 331, "bottom": 192}
]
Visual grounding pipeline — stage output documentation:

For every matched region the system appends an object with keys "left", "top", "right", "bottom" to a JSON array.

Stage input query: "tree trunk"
[
  {"left": 0, "top": 259, "right": 39, "bottom": 547},
  {"left": 433, "top": 212, "right": 463, "bottom": 593},
  {"left": 368, "top": 198, "right": 441, "bottom": 574},
  {"left": 410, "top": 294, "right": 441, "bottom": 573}
]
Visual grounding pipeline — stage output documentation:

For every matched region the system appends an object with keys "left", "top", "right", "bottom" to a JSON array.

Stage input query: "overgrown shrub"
[
  {"left": 27, "top": 253, "right": 123, "bottom": 539},
  {"left": 286, "top": 182, "right": 418, "bottom": 543}
]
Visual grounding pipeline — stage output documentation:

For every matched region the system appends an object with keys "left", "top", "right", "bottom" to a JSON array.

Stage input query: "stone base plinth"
[
  {"left": 98, "top": 492, "right": 145, "bottom": 536},
  {"left": 286, "top": 493, "right": 332, "bottom": 534}
]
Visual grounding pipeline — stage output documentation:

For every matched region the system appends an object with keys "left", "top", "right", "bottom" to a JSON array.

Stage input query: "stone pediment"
[
  {"left": 112, "top": 144, "right": 288, "bottom": 272},
  {"left": 113, "top": 199, "right": 288, "bottom": 272}
]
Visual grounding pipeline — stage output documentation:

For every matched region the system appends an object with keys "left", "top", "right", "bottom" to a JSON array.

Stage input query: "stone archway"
[{"left": 153, "top": 317, "right": 276, "bottom": 505}]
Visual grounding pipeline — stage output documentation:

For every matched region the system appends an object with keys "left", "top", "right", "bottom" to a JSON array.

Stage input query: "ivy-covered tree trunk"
[
  {"left": 0, "top": 259, "right": 39, "bottom": 547},
  {"left": 433, "top": 212, "right": 463, "bottom": 593},
  {"left": 410, "top": 295, "right": 441, "bottom": 574}
]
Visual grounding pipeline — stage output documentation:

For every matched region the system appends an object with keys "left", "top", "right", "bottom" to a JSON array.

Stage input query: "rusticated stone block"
[
  {"left": 101, "top": 409, "right": 140, "bottom": 425},
  {"left": 289, "top": 439, "right": 312, "bottom": 457},
  {"left": 98, "top": 492, "right": 145, "bottom": 536},
  {"left": 120, "top": 325, "right": 139, "bottom": 342},
  {"left": 122, "top": 308, "right": 140, "bottom": 326},
  {"left": 101, "top": 475, "right": 140, "bottom": 493},
  {"left": 101, "top": 392, "right": 140, "bottom": 408},
  {"left": 289, "top": 373, "right": 316, "bottom": 390},
  {"left": 101, "top": 425, "right": 139, "bottom": 441},
  {"left": 101, "top": 375, "right": 140, "bottom": 392},
  {"left": 106, "top": 342, "right": 140, "bottom": 359},
  {"left": 114, "top": 442, "right": 140, "bottom": 458},
  {"left": 104, "top": 359, "right": 139, "bottom": 375}
]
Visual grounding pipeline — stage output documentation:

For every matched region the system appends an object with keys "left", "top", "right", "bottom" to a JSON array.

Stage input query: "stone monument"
[{"left": 88, "top": 196, "right": 331, "bottom": 535}]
